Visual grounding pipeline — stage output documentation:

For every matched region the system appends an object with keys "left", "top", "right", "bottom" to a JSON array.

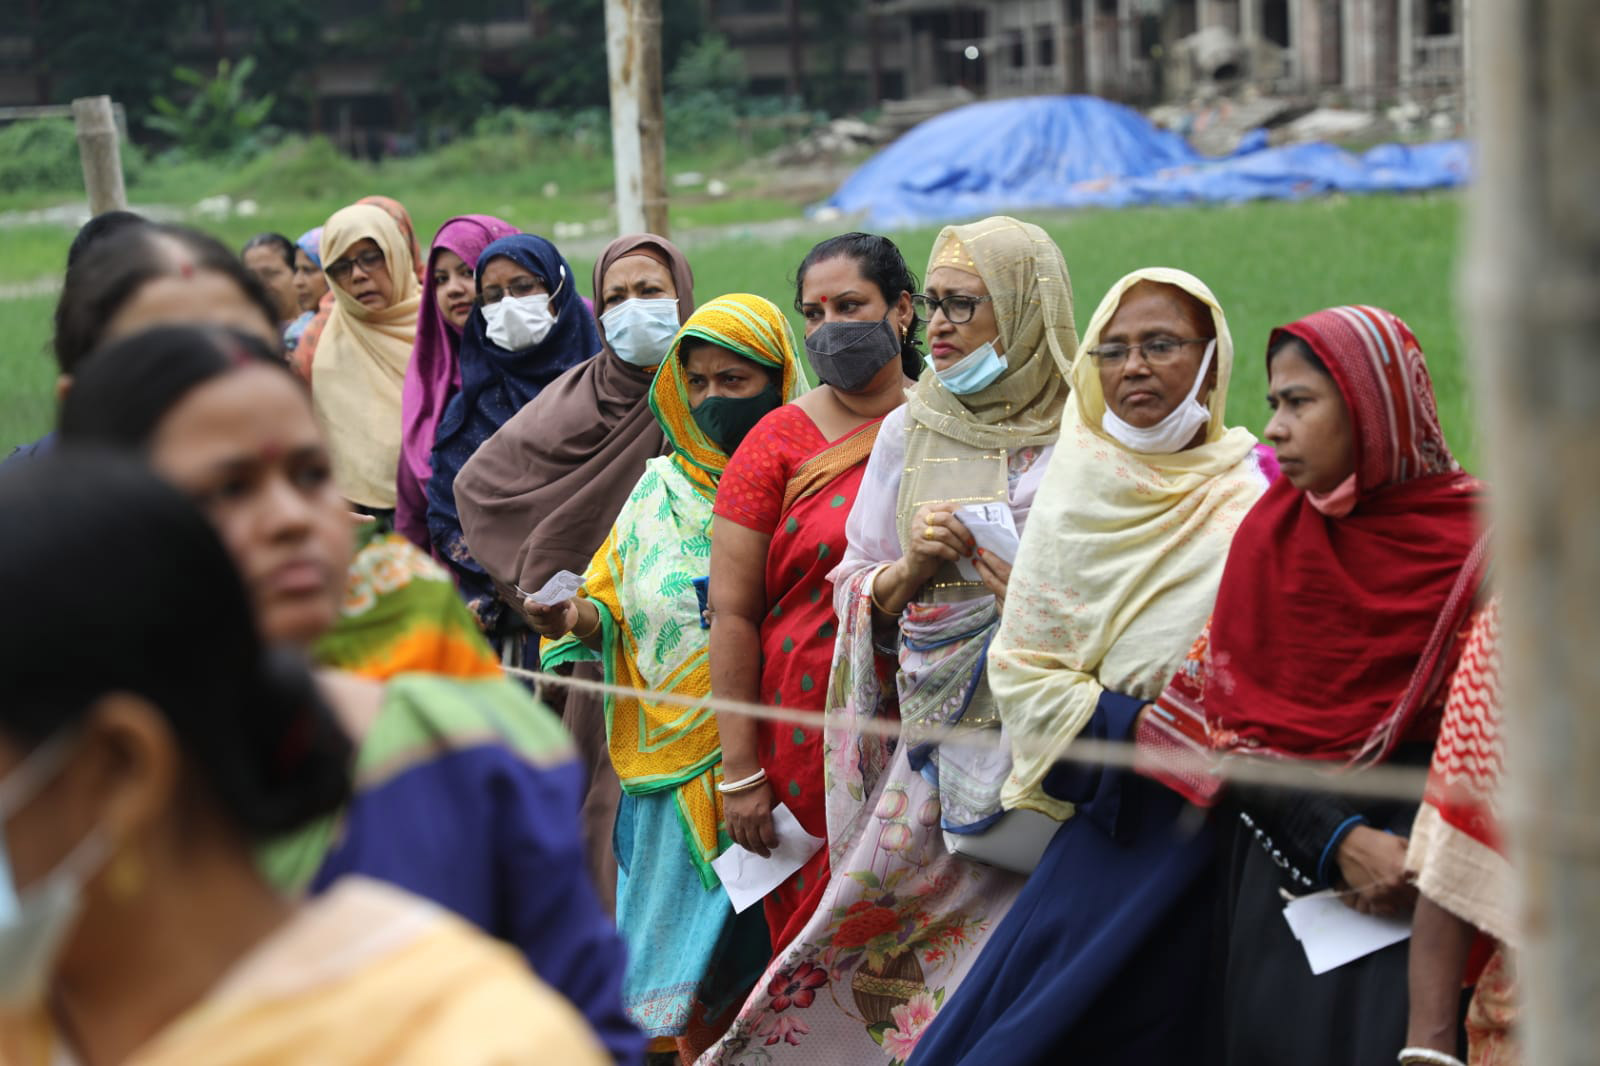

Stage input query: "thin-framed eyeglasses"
[
  {"left": 911, "top": 292, "right": 993, "bottom": 325},
  {"left": 325, "top": 248, "right": 386, "bottom": 282},
  {"left": 1087, "top": 337, "right": 1208, "bottom": 367},
  {"left": 481, "top": 265, "right": 564, "bottom": 307}
]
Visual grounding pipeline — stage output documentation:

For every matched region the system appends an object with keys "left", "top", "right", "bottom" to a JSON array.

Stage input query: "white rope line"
[{"left": 502, "top": 663, "right": 1431, "bottom": 803}]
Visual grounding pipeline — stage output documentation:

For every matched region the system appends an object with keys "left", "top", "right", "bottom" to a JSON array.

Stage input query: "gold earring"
[{"left": 106, "top": 846, "right": 146, "bottom": 902}]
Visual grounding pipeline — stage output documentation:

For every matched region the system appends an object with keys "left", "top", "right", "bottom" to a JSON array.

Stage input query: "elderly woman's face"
[
  {"left": 1095, "top": 281, "right": 1216, "bottom": 429},
  {"left": 1265, "top": 341, "right": 1356, "bottom": 494},
  {"left": 327, "top": 237, "right": 395, "bottom": 311},
  {"left": 923, "top": 266, "right": 999, "bottom": 370}
]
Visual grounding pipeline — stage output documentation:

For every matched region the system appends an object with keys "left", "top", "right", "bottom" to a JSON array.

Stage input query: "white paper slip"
[
  {"left": 711, "top": 804, "right": 826, "bottom": 914},
  {"left": 517, "top": 570, "right": 585, "bottom": 607},
  {"left": 954, "top": 502, "right": 1021, "bottom": 582},
  {"left": 1281, "top": 889, "right": 1411, "bottom": 975}
]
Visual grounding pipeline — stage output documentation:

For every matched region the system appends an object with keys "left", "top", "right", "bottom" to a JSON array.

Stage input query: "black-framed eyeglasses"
[
  {"left": 325, "top": 248, "right": 386, "bottom": 282},
  {"left": 912, "top": 292, "right": 993, "bottom": 325},
  {"left": 1087, "top": 337, "right": 1207, "bottom": 367}
]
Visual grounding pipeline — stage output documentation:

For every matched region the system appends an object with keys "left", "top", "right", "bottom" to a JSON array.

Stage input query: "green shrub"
[
  {"left": 0, "top": 119, "right": 145, "bottom": 196},
  {"left": 221, "top": 135, "right": 368, "bottom": 201}
]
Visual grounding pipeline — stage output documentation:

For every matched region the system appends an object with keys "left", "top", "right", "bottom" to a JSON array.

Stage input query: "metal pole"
[
  {"left": 71, "top": 95, "right": 127, "bottom": 216},
  {"left": 1464, "top": 1, "right": 1600, "bottom": 1062},
  {"left": 604, "top": 0, "right": 669, "bottom": 238}
]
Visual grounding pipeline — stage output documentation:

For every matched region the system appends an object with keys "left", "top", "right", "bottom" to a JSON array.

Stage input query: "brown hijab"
[{"left": 454, "top": 234, "right": 695, "bottom": 597}]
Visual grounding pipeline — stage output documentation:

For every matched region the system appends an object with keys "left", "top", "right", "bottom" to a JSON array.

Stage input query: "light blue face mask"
[
  {"left": 0, "top": 734, "right": 107, "bottom": 1008},
  {"left": 600, "top": 297, "right": 681, "bottom": 368},
  {"left": 928, "top": 340, "right": 1008, "bottom": 395}
]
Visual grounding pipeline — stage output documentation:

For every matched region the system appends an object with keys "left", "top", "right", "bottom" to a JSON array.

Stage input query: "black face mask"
[
  {"left": 805, "top": 317, "right": 903, "bottom": 393},
  {"left": 692, "top": 383, "right": 782, "bottom": 456}
]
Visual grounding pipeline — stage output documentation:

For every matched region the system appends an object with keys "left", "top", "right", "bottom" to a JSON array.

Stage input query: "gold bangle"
[
  {"left": 869, "top": 571, "right": 903, "bottom": 617},
  {"left": 572, "top": 603, "right": 602, "bottom": 640}
]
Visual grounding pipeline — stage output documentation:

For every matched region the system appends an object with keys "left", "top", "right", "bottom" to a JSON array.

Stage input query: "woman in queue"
[
  {"left": 285, "top": 226, "right": 329, "bottom": 353},
  {"left": 0, "top": 452, "right": 609, "bottom": 1066},
  {"left": 911, "top": 269, "right": 1274, "bottom": 1064},
  {"left": 310, "top": 201, "right": 422, "bottom": 525},
  {"left": 1405, "top": 600, "right": 1515, "bottom": 1066},
  {"left": 427, "top": 234, "right": 598, "bottom": 662},
  {"left": 240, "top": 232, "right": 303, "bottom": 333},
  {"left": 292, "top": 195, "right": 424, "bottom": 380},
  {"left": 708, "top": 233, "right": 921, "bottom": 956},
  {"left": 1138, "top": 305, "right": 1487, "bottom": 1063},
  {"left": 703, "top": 216, "right": 1074, "bottom": 1063},
  {"left": 58, "top": 325, "right": 641, "bottom": 1064},
  {"left": 394, "top": 215, "right": 520, "bottom": 551},
  {"left": 526, "top": 294, "right": 801, "bottom": 1059},
  {"left": 456, "top": 233, "right": 695, "bottom": 914}
]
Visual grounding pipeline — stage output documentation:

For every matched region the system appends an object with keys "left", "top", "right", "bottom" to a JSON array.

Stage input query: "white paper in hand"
[
  {"left": 954, "top": 502, "right": 1020, "bottom": 582},
  {"left": 518, "top": 570, "right": 585, "bottom": 607},
  {"left": 711, "top": 804, "right": 826, "bottom": 914},
  {"left": 1281, "top": 889, "right": 1411, "bottom": 975}
]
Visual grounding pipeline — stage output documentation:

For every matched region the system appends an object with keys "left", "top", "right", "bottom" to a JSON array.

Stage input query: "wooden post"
[
  {"left": 1465, "top": 1, "right": 1600, "bottom": 1062},
  {"left": 71, "top": 96, "right": 127, "bottom": 216},
  {"left": 603, "top": 0, "right": 669, "bottom": 238}
]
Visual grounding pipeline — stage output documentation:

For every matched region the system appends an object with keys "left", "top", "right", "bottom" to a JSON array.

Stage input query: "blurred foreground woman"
[{"left": 0, "top": 452, "right": 607, "bottom": 1066}]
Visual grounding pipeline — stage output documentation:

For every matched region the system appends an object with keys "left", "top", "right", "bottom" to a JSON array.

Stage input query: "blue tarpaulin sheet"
[{"left": 823, "top": 96, "right": 1469, "bottom": 228}]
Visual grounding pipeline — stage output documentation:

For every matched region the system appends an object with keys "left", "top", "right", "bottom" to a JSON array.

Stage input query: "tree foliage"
[{"left": 147, "top": 57, "right": 277, "bottom": 159}]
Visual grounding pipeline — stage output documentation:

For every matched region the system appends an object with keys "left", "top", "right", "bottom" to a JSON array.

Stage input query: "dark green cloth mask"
[{"left": 691, "top": 383, "right": 782, "bottom": 456}]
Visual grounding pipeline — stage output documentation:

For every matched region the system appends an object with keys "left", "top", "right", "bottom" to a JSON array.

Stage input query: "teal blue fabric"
[{"left": 613, "top": 791, "right": 769, "bottom": 1037}]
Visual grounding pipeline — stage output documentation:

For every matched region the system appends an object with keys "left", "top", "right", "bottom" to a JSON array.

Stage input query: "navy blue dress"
[{"left": 909, "top": 692, "right": 1216, "bottom": 1065}]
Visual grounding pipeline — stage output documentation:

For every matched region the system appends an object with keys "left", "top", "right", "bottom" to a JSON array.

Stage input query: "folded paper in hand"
[
  {"left": 518, "top": 570, "right": 585, "bottom": 607},
  {"left": 1281, "top": 889, "right": 1411, "bottom": 975},
  {"left": 954, "top": 502, "right": 1020, "bottom": 582},
  {"left": 711, "top": 804, "right": 825, "bottom": 914}
]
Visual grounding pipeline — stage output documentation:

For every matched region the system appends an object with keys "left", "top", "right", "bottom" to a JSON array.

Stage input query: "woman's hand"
[
  {"left": 523, "top": 597, "right": 579, "bottom": 639},
  {"left": 903, "top": 503, "right": 973, "bottom": 584},
  {"left": 723, "top": 776, "right": 780, "bottom": 858},
  {"left": 973, "top": 549, "right": 1012, "bottom": 613},
  {"left": 1335, "top": 825, "right": 1416, "bottom": 917}
]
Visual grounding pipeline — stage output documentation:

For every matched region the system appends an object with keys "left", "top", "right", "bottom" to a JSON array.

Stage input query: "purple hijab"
[{"left": 395, "top": 214, "right": 519, "bottom": 550}]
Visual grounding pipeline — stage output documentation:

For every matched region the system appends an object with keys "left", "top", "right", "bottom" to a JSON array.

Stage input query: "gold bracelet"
[
  {"left": 572, "top": 603, "right": 602, "bottom": 640},
  {"left": 869, "top": 569, "right": 903, "bottom": 617}
]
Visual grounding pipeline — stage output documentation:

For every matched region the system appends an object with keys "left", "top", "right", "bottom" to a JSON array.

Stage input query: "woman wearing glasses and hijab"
[
  {"left": 702, "top": 216, "right": 1074, "bottom": 1064},
  {"left": 426, "top": 234, "right": 598, "bottom": 663}
]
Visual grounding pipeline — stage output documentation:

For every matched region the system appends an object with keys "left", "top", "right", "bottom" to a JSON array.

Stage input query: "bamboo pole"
[
  {"left": 603, "top": 0, "right": 669, "bottom": 238},
  {"left": 71, "top": 96, "right": 127, "bottom": 216},
  {"left": 1464, "top": 1, "right": 1600, "bottom": 1062}
]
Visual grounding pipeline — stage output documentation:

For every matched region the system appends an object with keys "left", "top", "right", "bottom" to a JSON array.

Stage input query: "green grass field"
[{"left": 2, "top": 191, "right": 1475, "bottom": 468}]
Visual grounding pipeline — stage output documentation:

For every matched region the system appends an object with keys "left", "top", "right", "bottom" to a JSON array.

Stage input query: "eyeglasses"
[
  {"left": 912, "top": 293, "right": 993, "bottom": 325},
  {"left": 325, "top": 249, "right": 386, "bottom": 282},
  {"left": 1086, "top": 337, "right": 1207, "bottom": 367},
  {"left": 480, "top": 275, "right": 549, "bottom": 306}
]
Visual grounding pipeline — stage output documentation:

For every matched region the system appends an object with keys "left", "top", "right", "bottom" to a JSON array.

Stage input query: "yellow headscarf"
[
  {"left": 647, "top": 292, "right": 805, "bottom": 496},
  {"left": 991, "top": 267, "right": 1268, "bottom": 819},
  {"left": 312, "top": 202, "right": 422, "bottom": 509}
]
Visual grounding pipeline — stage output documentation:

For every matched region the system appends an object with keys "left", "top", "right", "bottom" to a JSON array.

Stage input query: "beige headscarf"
[
  {"left": 990, "top": 267, "right": 1268, "bottom": 819},
  {"left": 312, "top": 203, "right": 422, "bottom": 509},
  {"left": 895, "top": 216, "right": 1075, "bottom": 600}
]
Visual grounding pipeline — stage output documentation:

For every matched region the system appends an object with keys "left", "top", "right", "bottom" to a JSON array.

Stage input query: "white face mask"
[
  {"left": 483, "top": 293, "right": 557, "bottom": 351},
  {"left": 600, "top": 297, "right": 680, "bottom": 368},
  {"left": 1100, "top": 338, "right": 1217, "bottom": 454},
  {"left": 0, "top": 736, "right": 109, "bottom": 1009}
]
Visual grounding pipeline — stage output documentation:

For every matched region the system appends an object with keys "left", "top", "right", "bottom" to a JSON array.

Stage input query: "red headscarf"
[{"left": 1192, "top": 306, "right": 1487, "bottom": 767}]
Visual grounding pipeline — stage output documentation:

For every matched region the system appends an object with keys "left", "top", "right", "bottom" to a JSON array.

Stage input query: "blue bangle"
[{"left": 1318, "top": 815, "right": 1368, "bottom": 886}]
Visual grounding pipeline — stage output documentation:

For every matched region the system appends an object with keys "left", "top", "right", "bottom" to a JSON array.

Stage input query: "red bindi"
[{"left": 820, "top": 295, "right": 827, "bottom": 303}]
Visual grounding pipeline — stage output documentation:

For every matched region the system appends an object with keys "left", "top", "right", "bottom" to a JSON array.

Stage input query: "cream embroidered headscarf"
[
  {"left": 896, "top": 216, "right": 1074, "bottom": 600},
  {"left": 312, "top": 203, "right": 422, "bottom": 509},
  {"left": 990, "top": 267, "right": 1269, "bottom": 818}
]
